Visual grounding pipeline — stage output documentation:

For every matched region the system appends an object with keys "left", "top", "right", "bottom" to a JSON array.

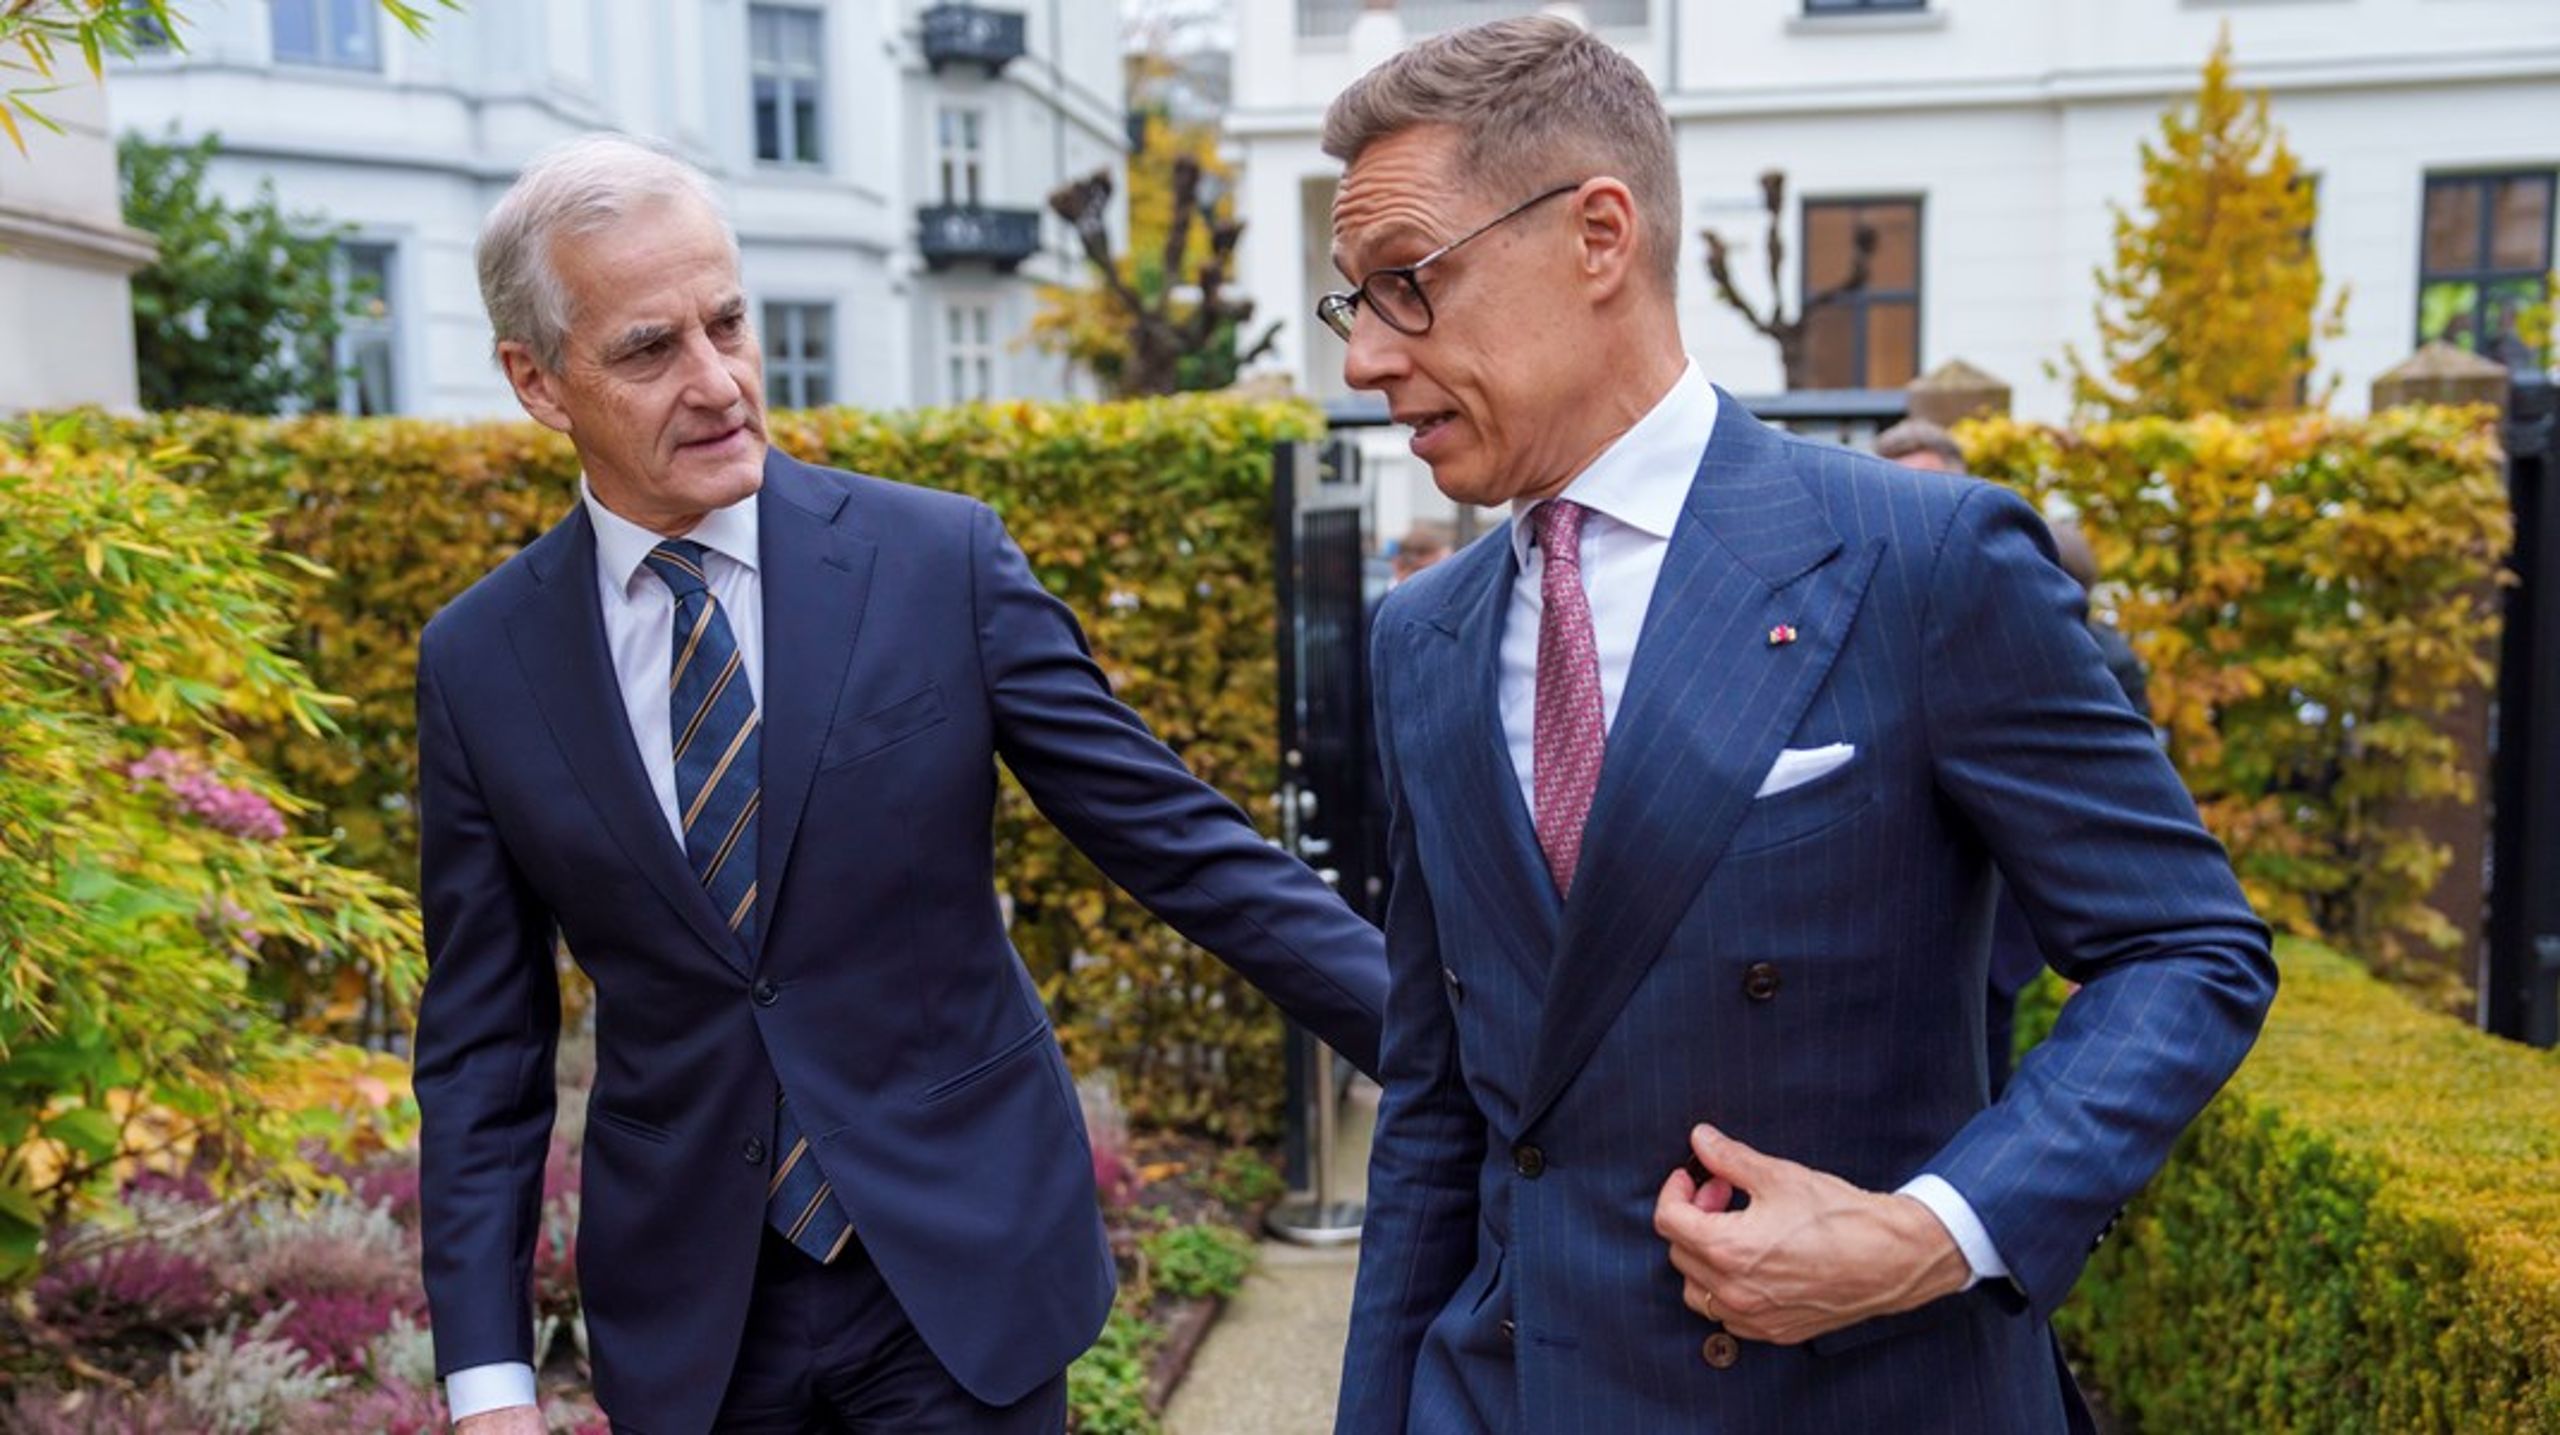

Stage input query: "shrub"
[
  {"left": 1961, "top": 406, "right": 2509, "bottom": 1003},
  {"left": 61, "top": 397, "right": 1320, "bottom": 1136},
  {"left": 0, "top": 420, "right": 422, "bottom": 1281},
  {"left": 1066, "top": 1305, "right": 1161, "bottom": 1435},
  {"left": 30, "top": 1239, "right": 227, "bottom": 1351},
  {"left": 2033, "top": 940, "right": 2560, "bottom": 1431},
  {"left": 1140, "top": 1221, "right": 1256, "bottom": 1302}
]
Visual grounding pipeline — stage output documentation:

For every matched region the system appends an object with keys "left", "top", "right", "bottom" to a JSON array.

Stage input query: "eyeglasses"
[{"left": 1317, "top": 180, "right": 1587, "bottom": 342}]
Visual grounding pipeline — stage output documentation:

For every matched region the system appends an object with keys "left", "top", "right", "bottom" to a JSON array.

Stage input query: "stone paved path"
[{"left": 1162, "top": 1077, "right": 1376, "bottom": 1435}]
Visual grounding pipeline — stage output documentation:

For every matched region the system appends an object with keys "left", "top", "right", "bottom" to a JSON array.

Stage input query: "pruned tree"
[
  {"left": 2062, "top": 26, "right": 2345, "bottom": 419},
  {"left": 1701, "top": 170, "right": 1874, "bottom": 390},
  {"left": 1036, "top": 113, "right": 1279, "bottom": 398}
]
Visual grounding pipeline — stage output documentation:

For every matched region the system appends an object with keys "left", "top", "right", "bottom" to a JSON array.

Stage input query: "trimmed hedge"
[
  {"left": 79, "top": 398, "right": 1322, "bottom": 1138},
  {"left": 1961, "top": 408, "right": 2510, "bottom": 1005},
  {"left": 2031, "top": 942, "right": 2560, "bottom": 1431}
]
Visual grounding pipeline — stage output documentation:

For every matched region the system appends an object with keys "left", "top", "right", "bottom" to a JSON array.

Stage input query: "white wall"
[
  {"left": 0, "top": 86, "right": 157, "bottom": 411},
  {"left": 1236, "top": 0, "right": 2560, "bottom": 433},
  {"left": 108, "top": 0, "right": 1126, "bottom": 417}
]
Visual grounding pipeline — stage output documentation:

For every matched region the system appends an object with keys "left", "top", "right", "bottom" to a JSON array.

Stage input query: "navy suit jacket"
[
  {"left": 413, "top": 451, "right": 1385, "bottom": 1432},
  {"left": 1338, "top": 398, "right": 2274, "bottom": 1433}
]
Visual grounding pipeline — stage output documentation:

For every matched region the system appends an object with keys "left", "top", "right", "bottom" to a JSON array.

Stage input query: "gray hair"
[
  {"left": 1322, "top": 15, "right": 1680, "bottom": 291},
  {"left": 476, "top": 132, "right": 737, "bottom": 371},
  {"left": 1873, "top": 418, "right": 1968, "bottom": 471}
]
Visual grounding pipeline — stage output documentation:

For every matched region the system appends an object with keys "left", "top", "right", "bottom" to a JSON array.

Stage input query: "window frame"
[
  {"left": 1797, "top": 194, "right": 1925, "bottom": 391},
  {"left": 944, "top": 300, "right": 996, "bottom": 404},
  {"left": 937, "top": 105, "right": 987, "bottom": 209},
  {"left": 748, "top": 3, "right": 828, "bottom": 170},
  {"left": 761, "top": 300, "right": 837, "bottom": 411},
  {"left": 270, "top": 0, "right": 384, "bottom": 71},
  {"left": 1801, "top": 0, "right": 1930, "bottom": 15},
  {"left": 332, "top": 239, "right": 402, "bottom": 416},
  {"left": 2415, "top": 169, "right": 2556, "bottom": 370}
]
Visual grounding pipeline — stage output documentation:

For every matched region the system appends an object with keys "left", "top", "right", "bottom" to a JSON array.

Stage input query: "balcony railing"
[
  {"left": 917, "top": 204, "right": 1042, "bottom": 271},
  {"left": 921, "top": 4, "right": 1027, "bottom": 74}
]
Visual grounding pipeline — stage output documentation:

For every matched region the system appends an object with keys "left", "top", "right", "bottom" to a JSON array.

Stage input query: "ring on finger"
[{"left": 1701, "top": 1288, "right": 1719, "bottom": 1322}]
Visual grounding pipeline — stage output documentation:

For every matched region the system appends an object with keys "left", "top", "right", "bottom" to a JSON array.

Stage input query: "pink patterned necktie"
[{"left": 1531, "top": 499, "right": 1605, "bottom": 896}]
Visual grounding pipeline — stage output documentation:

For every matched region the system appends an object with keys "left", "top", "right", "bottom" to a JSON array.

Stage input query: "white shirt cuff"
[
  {"left": 1895, "top": 1173, "right": 2010, "bottom": 1288},
  {"left": 445, "top": 1361, "right": 538, "bottom": 1422}
]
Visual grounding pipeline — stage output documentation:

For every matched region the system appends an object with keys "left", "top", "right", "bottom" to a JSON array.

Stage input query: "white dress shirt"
[
  {"left": 1499, "top": 359, "right": 2009, "bottom": 1290},
  {"left": 445, "top": 480, "right": 765, "bottom": 1422}
]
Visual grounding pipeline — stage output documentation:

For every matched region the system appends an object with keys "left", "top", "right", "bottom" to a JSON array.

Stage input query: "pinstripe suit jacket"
[{"left": 1338, "top": 396, "right": 2275, "bottom": 1433}]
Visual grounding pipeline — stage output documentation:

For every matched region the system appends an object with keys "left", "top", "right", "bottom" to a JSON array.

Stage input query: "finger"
[
  {"left": 1654, "top": 1167, "right": 1700, "bottom": 1240},
  {"left": 1690, "top": 1122, "right": 1786, "bottom": 1192},
  {"left": 1681, "top": 1279, "right": 1718, "bottom": 1320},
  {"left": 1690, "top": 1175, "right": 1735, "bottom": 1213}
]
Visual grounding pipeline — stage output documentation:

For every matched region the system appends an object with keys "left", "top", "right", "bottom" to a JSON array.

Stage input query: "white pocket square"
[{"left": 1755, "top": 742, "right": 1856, "bottom": 799}]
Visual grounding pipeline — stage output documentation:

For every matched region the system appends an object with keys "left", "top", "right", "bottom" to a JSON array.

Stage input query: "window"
[
  {"left": 334, "top": 242, "right": 399, "bottom": 415},
  {"left": 271, "top": 0, "right": 382, "bottom": 69},
  {"left": 946, "top": 303, "right": 994, "bottom": 403},
  {"left": 2418, "top": 171, "right": 2554, "bottom": 370},
  {"left": 125, "top": 1, "right": 176, "bottom": 50},
  {"left": 750, "top": 5, "right": 825, "bottom": 167},
  {"left": 938, "top": 106, "right": 985, "bottom": 207},
  {"left": 763, "top": 302, "right": 835, "bottom": 409},
  {"left": 1801, "top": 198, "right": 1922, "bottom": 390}
]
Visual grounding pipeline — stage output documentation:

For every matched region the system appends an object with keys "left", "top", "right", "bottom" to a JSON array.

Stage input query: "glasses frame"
[{"left": 1317, "top": 179, "right": 1589, "bottom": 342}]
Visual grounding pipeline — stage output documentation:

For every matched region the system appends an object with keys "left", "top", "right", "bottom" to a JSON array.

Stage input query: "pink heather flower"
[{"left": 129, "top": 748, "right": 289, "bottom": 841}]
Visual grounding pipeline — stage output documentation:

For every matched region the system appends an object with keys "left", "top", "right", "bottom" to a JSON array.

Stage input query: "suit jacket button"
[
  {"left": 1742, "top": 963, "right": 1782, "bottom": 1002},
  {"left": 1442, "top": 966, "right": 1464, "bottom": 1002},
  {"left": 1702, "top": 1331, "right": 1741, "bottom": 1369},
  {"left": 752, "top": 978, "right": 779, "bottom": 1007},
  {"left": 742, "top": 1136, "right": 767, "bottom": 1164},
  {"left": 1512, "top": 1144, "right": 1545, "bottom": 1179}
]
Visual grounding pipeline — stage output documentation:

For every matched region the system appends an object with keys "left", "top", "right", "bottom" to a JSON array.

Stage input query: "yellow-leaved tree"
[{"left": 2064, "top": 27, "right": 2346, "bottom": 419}]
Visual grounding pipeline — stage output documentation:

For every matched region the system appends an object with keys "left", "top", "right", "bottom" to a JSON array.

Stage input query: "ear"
[
  {"left": 498, "top": 340, "right": 575, "bottom": 436},
  {"left": 1571, "top": 177, "right": 1645, "bottom": 302}
]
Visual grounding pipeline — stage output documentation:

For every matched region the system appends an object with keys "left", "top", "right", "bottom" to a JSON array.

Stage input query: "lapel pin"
[{"left": 1767, "top": 623, "right": 1799, "bottom": 647}]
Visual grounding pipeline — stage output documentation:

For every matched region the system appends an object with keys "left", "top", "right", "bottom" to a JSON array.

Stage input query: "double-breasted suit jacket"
[{"left": 1339, "top": 396, "right": 2274, "bottom": 1433}]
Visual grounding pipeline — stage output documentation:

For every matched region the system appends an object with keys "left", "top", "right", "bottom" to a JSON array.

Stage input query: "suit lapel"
[
  {"left": 1516, "top": 397, "right": 1881, "bottom": 1134},
  {"left": 506, "top": 507, "right": 748, "bottom": 973},
  {"left": 752, "top": 454, "right": 878, "bottom": 958},
  {"left": 1411, "top": 531, "right": 1561, "bottom": 989}
]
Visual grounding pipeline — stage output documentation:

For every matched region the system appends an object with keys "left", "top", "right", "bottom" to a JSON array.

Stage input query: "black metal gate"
[
  {"left": 1270, "top": 436, "right": 1373, "bottom": 1228},
  {"left": 2488, "top": 377, "right": 2560, "bottom": 1048}
]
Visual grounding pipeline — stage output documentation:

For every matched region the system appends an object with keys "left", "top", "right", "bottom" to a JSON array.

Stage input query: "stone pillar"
[
  {"left": 2372, "top": 342, "right": 2512, "bottom": 997},
  {"left": 1905, "top": 358, "right": 2011, "bottom": 427}
]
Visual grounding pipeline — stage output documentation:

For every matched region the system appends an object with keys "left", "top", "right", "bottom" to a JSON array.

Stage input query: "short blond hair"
[{"left": 1322, "top": 16, "right": 1679, "bottom": 291}]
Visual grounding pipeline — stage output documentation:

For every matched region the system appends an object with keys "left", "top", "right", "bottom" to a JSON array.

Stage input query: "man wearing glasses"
[{"left": 1323, "top": 17, "right": 2274, "bottom": 1433}]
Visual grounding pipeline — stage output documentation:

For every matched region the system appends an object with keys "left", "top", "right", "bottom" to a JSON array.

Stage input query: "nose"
[
  {"left": 678, "top": 328, "right": 746, "bottom": 411},
  {"left": 1339, "top": 310, "right": 1410, "bottom": 394}
]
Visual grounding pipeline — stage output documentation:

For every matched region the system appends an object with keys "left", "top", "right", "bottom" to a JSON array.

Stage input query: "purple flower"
[{"left": 129, "top": 747, "right": 289, "bottom": 842}]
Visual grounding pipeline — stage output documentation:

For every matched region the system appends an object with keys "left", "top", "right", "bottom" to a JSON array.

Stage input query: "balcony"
[
  {"left": 921, "top": 4, "right": 1027, "bottom": 75},
  {"left": 917, "top": 204, "right": 1042, "bottom": 271}
]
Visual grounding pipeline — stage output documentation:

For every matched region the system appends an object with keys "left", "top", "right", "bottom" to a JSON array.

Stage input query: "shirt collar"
[
  {"left": 581, "top": 477, "right": 761, "bottom": 596},
  {"left": 1510, "top": 359, "right": 1716, "bottom": 569}
]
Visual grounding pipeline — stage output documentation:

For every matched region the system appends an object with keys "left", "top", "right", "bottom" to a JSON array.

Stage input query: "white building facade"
[
  {"left": 0, "top": 84, "right": 158, "bottom": 412},
  {"left": 109, "top": 0, "right": 1128, "bottom": 418},
  {"left": 1231, "top": 0, "right": 2559, "bottom": 534}
]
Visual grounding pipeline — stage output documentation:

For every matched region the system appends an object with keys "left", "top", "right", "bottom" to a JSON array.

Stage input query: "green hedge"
[
  {"left": 2029, "top": 941, "right": 2560, "bottom": 1430},
  {"left": 63, "top": 397, "right": 1322, "bottom": 1138}
]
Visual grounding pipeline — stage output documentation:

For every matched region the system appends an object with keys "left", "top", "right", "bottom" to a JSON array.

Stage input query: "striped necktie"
[{"left": 643, "top": 539, "right": 853, "bottom": 1264}]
